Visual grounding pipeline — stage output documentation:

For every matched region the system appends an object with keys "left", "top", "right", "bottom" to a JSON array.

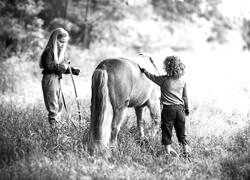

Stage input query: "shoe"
[
  {"left": 165, "top": 145, "right": 178, "bottom": 157},
  {"left": 168, "top": 148, "right": 178, "bottom": 157}
]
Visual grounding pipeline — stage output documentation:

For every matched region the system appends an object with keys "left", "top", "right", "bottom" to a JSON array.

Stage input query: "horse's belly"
[
  {"left": 128, "top": 98, "right": 146, "bottom": 107},
  {"left": 128, "top": 84, "right": 154, "bottom": 107}
]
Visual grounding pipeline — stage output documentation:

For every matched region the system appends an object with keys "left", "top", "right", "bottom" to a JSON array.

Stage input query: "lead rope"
[{"left": 59, "top": 80, "right": 77, "bottom": 130}]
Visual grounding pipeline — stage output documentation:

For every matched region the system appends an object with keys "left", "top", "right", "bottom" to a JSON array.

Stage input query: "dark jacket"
[
  {"left": 144, "top": 70, "right": 189, "bottom": 110},
  {"left": 40, "top": 48, "right": 69, "bottom": 77}
]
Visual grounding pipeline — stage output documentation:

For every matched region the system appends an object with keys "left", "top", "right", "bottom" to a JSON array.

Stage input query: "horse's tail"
[{"left": 88, "top": 68, "right": 113, "bottom": 153}]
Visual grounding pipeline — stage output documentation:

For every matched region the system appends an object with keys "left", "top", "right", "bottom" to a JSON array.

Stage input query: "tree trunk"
[
  {"left": 83, "top": 0, "right": 91, "bottom": 48},
  {"left": 64, "top": 0, "right": 72, "bottom": 18},
  {"left": 83, "top": 24, "right": 92, "bottom": 48}
]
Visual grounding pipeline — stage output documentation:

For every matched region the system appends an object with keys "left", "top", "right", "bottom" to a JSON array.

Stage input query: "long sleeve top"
[
  {"left": 40, "top": 48, "right": 69, "bottom": 78},
  {"left": 144, "top": 70, "right": 189, "bottom": 110}
]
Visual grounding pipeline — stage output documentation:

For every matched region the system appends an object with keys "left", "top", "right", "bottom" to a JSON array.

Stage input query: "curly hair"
[{"left": 163, "top": 55, "right": 185, "bottom": 78}]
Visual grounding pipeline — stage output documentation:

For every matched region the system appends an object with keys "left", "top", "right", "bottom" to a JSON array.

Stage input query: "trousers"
[
  {"left": 42, "top": 74, "right": 62, "bottom": 124},
  {"left": 161, "top": 104, "right": 188, "bottom": 146}
]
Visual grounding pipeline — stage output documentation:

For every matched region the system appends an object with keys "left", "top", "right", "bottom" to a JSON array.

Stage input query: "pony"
[{"left": 88, "top": 57, "right": 161, "bottom": 153}]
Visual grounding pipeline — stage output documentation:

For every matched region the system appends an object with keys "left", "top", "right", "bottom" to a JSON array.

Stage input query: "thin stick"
[
  {"left": 68, "top": 65, "right": 82, "bottom": 123},
  {"left": 60, "top": 82, "right": 77, "bottom": 129},
  {"left": 148, "top": 57, "right": 160, "bottom": 76},
  {"left": 139, "top": 52, "right": 161, "bottom": 75}
]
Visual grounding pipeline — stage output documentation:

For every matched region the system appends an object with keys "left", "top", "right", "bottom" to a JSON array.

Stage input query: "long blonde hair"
[{"left": 39, "top": 28, "right": 69, "bottom": 68}]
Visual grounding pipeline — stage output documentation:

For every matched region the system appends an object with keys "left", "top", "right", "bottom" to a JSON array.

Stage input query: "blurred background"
[{"left": 1, "top": 0, "right": 250, "bottom": 115}]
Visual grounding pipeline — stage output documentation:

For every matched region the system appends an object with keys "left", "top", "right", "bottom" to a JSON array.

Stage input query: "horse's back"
[{"left": 95, "top": 58, "right": 155, "bottom": 108}]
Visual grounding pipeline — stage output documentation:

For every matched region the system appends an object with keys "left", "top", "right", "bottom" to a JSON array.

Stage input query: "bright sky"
[{"left": 219, "top": 0, "right": 250, "bottom": 20}]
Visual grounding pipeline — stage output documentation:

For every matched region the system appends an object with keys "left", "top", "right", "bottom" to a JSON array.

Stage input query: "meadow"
[{"left": 0, "top": 48, "right": 250, "bottom": 180}]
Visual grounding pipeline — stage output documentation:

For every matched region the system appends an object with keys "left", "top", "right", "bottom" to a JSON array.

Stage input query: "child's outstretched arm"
[{"left": 139, "top": 65, "right": 164, "bottom": 86}]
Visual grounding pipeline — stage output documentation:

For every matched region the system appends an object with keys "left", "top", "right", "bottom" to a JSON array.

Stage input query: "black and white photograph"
[{"left": 0, "top": 0, "right": 249, "bottom": 179}]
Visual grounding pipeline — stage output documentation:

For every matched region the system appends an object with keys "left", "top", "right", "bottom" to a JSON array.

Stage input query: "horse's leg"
[
  {"left": 146, "top": 98, "right": 161, "bottom": 137},
  {"left": 135, "top": 106, "right": 145, "bottom": 138},
  {"left": 110, "top": 106, "right": 127, "bottom": 146},
  {"left": 135, "top": 106, "right": 155, "bottom": 155}
]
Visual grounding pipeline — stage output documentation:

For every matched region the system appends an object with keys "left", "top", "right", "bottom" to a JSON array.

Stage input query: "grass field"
[{"left": 0, "top": 49, "right": 249, "bottom": 179}]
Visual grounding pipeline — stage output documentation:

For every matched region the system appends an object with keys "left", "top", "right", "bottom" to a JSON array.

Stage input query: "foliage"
[
  {"left": 40, "top": 0, "right": 128, "bottom": 47},
  {"left": 151, "top": 0, "right": 201, "bottom": 21},
  {"left": 152, "top": 0, "right": 235, "bottom": 45},
  {"left": 242, "top": 18, "right": 250, "bottom": 50},
  {"left": 0, "top": 0, "right": 44, "bottom": 59},
  {"left": 0, "top": 56, "right": 39, "bottom": 94},
  {"left": 0, "top": 0, "right": 240, "bottom": 57}
]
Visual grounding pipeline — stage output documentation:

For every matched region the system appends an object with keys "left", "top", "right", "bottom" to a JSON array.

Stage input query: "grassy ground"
[
  {"left": 0, "top": 49, "right": 250, "bottom": 179},
  {"left": 0, "top": 95, "right": 249, "bottom": 180}
]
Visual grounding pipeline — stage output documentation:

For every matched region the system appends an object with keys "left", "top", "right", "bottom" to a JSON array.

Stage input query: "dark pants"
[{"left": 161, "top": 105, "right": 188, "bottom": 146}]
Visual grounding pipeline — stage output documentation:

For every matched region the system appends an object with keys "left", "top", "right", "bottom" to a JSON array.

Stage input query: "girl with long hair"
[{"left": 40, "top": 28, "right": 80, "bottom": 129}]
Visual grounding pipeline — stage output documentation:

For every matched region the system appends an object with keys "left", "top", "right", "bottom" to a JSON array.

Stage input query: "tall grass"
[
  {"left": 0, "top": 92, "right": 249, "bottom": 179},
  {"left": 0, "top": 49, "right": 250, "bottom": 179}
]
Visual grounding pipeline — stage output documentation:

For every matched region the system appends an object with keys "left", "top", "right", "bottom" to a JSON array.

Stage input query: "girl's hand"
[
  {"left": 58, "top": 63, "right": 69, "bottom": 73},
  {"left": 63, "top": 63, "right": 69, "bottom": 70}
]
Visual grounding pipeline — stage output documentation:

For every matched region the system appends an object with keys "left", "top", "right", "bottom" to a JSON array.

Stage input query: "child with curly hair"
[
  {"left": 140, "top": 55, "right": 190, "bottom": 157},
  {"left": 39, "top": 28, "right": 80, "bottom": 129}
]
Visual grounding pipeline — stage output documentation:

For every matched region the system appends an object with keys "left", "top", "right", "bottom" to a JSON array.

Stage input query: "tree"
[
  {"left": 242, "top": 18, "right": 250, "bottom": 50},
  {"left": 151, "top": 0, "right": 201, "bottom": 21},
  {"left": 43, "top": 0, "right": 128, "bottom": 48},
  {"left": 0, "top": 0, "right": 44, "bottom": 59}
]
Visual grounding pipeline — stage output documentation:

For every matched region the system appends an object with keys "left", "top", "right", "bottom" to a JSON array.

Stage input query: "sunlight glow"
[{"left": 218, "top": 0, "right": 250, "bottom": 20}]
